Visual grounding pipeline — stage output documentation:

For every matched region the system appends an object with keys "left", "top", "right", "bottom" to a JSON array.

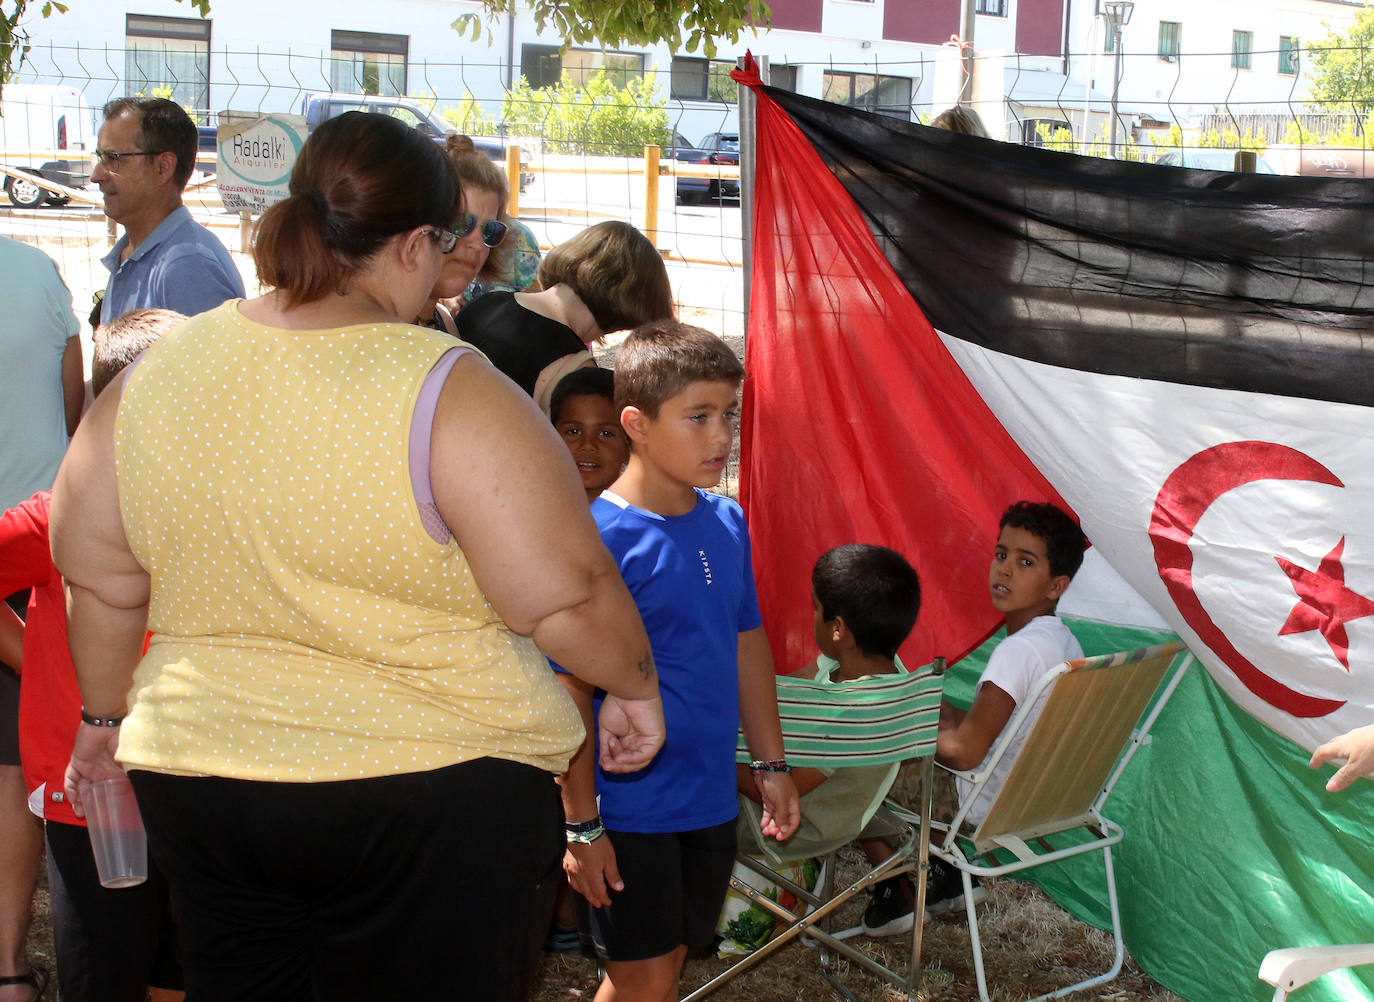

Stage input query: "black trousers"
[
  {"left": 131, "top": 757, "right": 563, "bottom": 1002},
  {"left": 45, "top": 819, "right": 183, "bottom": 1001}
]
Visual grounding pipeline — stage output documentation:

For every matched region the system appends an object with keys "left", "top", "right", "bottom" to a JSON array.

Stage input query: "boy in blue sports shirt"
[{"left": 557, "top": 320, "right": 799, "bottom": 1002}]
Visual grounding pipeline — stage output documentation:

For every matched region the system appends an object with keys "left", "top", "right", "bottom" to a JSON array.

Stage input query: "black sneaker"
[
  {"left": 924, "top": 857, "right": 986, "bottom": 917},
  {"left": 862, "top": 875, "right": 916, "bottom": 937}
]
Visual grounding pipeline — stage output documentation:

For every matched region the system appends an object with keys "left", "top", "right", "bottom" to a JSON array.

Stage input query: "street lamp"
[{"left": 1103, "top": 1, "right": 1134, "bottom": 159}]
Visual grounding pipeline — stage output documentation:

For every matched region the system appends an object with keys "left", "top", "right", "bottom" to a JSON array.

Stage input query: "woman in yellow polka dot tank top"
[{"left": 50, "top": 112, "right": 665, "bottom": 1002}]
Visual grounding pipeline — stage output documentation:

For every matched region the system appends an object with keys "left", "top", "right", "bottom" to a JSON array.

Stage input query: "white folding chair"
[
  {"left": 1259, "top": 944, "right": 1374, "bottom": 1001},
  {"left": 888, "top": 640, "right": 1194, "bottom": 1002}
]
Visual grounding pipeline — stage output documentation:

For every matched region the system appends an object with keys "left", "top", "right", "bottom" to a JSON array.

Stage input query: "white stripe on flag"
[{"left": 939, "top": 331, "right": 1374, "bottom": 752}]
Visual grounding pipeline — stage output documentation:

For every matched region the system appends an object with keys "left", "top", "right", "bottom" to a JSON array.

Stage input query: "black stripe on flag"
[{"left": 762, "top": 85, "right": 1374, "bottom": 409}]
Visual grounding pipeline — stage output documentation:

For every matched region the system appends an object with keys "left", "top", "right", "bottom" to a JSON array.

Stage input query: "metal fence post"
[{"left": 738, "top": 54, "right": 766, "bottom": 337}]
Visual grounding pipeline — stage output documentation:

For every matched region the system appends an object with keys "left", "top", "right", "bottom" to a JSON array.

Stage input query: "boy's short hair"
[
  {"left": 549, "top": 367, "right": 615, "bottom": 426},
  {"left": 999, "top": 501, "right": 1087, "bottom": 580},
  {"left": 92, "top": 308, "right": 186, "bottom": 397},
  {"left": 812, "top": 544, "right": 921, "bottom": 660},
  {"left": 614, "top": 320, "right": 744, "bottom": 418}
]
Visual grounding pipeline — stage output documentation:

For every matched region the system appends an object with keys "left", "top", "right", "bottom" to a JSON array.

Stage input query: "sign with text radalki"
[{"left": 216, "top": 112, "right": 306, "bottom": 213}]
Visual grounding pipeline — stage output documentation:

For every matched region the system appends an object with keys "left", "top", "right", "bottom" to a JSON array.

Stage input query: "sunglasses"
[{"left": 453, "top": 212, "right": 508, "bottom": 249}]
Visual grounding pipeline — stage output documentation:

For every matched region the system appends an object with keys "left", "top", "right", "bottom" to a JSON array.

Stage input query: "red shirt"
[{"left": 0, "top": 491, "right": 81, "bottom": 825}]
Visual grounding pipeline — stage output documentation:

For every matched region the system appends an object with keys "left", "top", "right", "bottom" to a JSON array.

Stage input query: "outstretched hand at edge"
[{"left": 1312, "top": 724, "right": 1374, "bottom": 793}]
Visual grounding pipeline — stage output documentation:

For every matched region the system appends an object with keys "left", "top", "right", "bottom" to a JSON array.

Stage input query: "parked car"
[
  {"left": 297, "top": 93, "right": 535, "bottom": 193},
  {"left": 0, "top": 83, "right": 95, "bottom": 208},
  {"left": 666, "top": 130, "right": 740, "bottom": 205},
  {"left": 1152, "top": 149, "right": 1280, "bottom": 174}
]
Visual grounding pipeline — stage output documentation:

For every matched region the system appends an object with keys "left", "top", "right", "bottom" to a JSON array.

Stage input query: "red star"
[{"left": 1274, "top": 538, "right": 1374, "bottom": 672}]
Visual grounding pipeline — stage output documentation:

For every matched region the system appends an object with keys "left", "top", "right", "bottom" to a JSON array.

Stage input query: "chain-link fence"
[
  {"left": 3, "top": 36, "right": 1368, "bottom": 406},
  {"left": 0, "top": 43, "right": 748, "bottom": 376}
]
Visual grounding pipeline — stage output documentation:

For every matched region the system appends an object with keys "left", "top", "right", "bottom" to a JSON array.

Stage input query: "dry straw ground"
[{"left": 529, "top": 850, "right": 1186, "bottom": 1002}]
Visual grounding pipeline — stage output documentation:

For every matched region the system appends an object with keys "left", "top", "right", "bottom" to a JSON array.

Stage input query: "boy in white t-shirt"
[{"left": 931, "top": 501, "right": 1088, "bottom": 915}]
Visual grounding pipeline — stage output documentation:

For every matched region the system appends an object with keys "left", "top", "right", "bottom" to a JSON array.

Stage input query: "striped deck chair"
[
  {"left": 683, "top": 659, "right": 946, "bottom": 1002},
  {"left": 887, "top": 640, "right": 1195, "bottom": 1002}
]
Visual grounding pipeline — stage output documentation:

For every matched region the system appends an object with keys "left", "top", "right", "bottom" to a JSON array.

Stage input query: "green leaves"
[
  {"left": 496, "top": 69, "right": 669, "bottom": 156},
  {"left": 471, "top": 0, "right": 770, "bottom": 54},
  {"left": 1305, "top": 8, "right": 1374, "bottom": 117}
]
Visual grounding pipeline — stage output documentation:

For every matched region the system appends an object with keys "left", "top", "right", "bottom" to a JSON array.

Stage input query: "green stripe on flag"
[{"left": 946, "top": 616, "right": 1374, "bottom": 1001}]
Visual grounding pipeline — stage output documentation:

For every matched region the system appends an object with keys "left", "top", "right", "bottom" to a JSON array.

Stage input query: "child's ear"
[
  {"left": 830, "top": 615, "right": 848, "bottom": 645},
  {"left": 620, "top": 405, "right": 649, "bottom": 445},
  {"left": 1048, "top": 574, "right": 1071, "bottom": 600}
]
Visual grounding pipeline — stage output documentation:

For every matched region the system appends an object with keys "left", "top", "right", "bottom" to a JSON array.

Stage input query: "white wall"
[
  {"left": 1064, "top": 0, "right": 1362, "bottom": 128},
  {"left": 15, "top": 0, "right": 1352, "bottom": 144}
]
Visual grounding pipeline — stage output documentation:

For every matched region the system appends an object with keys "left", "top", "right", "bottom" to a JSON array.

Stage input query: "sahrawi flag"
[{"left": 734, "top": 58, "right": 1374, "bottom": 1002}]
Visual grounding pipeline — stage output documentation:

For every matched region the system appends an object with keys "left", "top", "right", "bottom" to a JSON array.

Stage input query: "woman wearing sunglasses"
[
  {"left": 50, "top": 112, "right": 664, "bottom": 1002},
  {"left": 457, "top": 220, "right": 675, "bottom": 413},
  {"left": 420, "top": 134, "right": 513, "bottom": 335}
]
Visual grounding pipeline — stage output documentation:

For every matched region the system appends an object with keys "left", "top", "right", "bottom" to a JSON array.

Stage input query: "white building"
[{"left": 6, "top": 0, "right": 1365, "bottom": 146}]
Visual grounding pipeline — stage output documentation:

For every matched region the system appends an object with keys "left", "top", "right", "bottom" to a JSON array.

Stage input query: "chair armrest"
[{"left": 1259, "top": 945, "right": 1374, "bottom": 991}]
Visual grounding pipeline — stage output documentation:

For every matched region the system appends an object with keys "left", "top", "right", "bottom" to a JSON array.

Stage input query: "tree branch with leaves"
[
  {"left": 1305, "top": 6, "right": 1374, "bottom": 118},
  {"left": 453, "top": 0, "right": 770, "bottom": 59}
]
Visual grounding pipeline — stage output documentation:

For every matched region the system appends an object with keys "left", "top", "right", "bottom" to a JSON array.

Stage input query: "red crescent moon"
[{"left": 1150, "top": 441, "right": 1346, "bottom": 718}]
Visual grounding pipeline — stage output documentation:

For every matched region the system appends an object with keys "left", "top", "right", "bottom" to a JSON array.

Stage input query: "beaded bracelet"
[
  {"left": 565, "top": 816, "right": 606, "bottom": 844},
  {"left": 566, "top": 825, "right": 606, "bottom": 845},
  {"left": 79, "top": 708, "right": 126, "bottom": 727},
  {"left": 749, "top": 758, "right": 791, "bottom": 774},
  {"left": 565, "top": 815, "right": 605, "bottom": 844}
]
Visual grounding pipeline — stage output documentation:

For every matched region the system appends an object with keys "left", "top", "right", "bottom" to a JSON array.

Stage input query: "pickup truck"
[
  {"left": 664, "top": 130, "right": 740, "bottom": 205},
  {"left": 1, "top": 84, "right": 96, "bottom": 208},
  {"left": 298, "top": 93, "right": 534, "bottom": 193}
]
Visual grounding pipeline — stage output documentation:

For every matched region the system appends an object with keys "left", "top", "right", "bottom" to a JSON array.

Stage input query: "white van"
[{"left": 0, "top": 83, "right": 98, "bottom": 208}]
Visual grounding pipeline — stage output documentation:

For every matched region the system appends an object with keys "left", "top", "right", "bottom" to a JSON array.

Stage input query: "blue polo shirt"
[{"left": 101, "top": 205, "right": 245, "bottom": 321}]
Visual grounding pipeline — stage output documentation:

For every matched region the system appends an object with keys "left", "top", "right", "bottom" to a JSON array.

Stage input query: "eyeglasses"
[
  {"left": 92, "top": 150, "right": 163, "bottom": 169},
  {"left": 426, "top": 226, "right": 460, "bottom": 254},
  {"left": 454, "top": 212, "right": 508, "bottom": 249}
]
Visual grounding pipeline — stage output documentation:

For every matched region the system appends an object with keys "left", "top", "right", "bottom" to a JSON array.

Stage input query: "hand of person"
[
  {"left": 63, "top": 722, "right": 125, "bottom": 818},
  {"left": 1311, "top": 724, "right": 1374, "bottom": 792},
  {"left": 563, "top": 835, "right": 623, "bottom": 909},
  {"left": 597, "top": 694, "right": 665, "bottom": 773},
  {"left": 753, "top": 770, "right": 801, "bottom": 842}
]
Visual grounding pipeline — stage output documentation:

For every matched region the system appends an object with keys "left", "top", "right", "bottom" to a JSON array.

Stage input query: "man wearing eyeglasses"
[{"left": 94, "top": 98, "right": 244, "bottom": 325}]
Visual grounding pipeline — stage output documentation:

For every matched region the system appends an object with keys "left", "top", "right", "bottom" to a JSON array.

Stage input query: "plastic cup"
[{"left": 83, "top": 776, "right": 148, "bottom": 889}]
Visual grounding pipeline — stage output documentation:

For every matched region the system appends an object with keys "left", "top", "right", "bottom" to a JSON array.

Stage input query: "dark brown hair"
[
  {"left": 443, "top": 133, "right": 511, "bottom": 284},
  {"left": 813, "top": 544, "right": 921, "bottom": 660},
  {"left": 92, "top": 308, "right": 186, "bottom": 396},
  {"left": 102, "top": 97, "right": 198, "bottom": 188},
  {"left": 614, "top": 320, "right": 743, "bottom": 418},
  {"left": 549, "top": 366, "right": 615, "bottom": 426},
  {"left": 1000, "top": 501, "right": 1088, "bottom": 579},
  {"left": 537, "top": 221, "right": 674, "bottom": 337},
  {"left": 253, "top": 112, "right": 460, "bottom": 308}
]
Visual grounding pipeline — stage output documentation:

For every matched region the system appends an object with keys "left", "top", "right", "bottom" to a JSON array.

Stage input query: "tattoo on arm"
[{"left": 637, "top": 650, "right": 656, "bottom": 681}]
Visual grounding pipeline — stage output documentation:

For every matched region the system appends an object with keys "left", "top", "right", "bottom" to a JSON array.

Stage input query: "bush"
[
  {"left": 500, "top": 70, "right": 669, "bottom": 156},
  {"left": 1281, "top": 114, "right": 1374, "bottom": 148},
  {"left": 440, "top": 94, "right": 501, "bottom": 137}
]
